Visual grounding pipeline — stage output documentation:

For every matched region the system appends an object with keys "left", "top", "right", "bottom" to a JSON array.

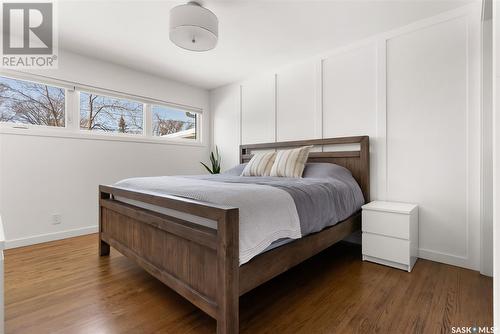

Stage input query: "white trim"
[
  {"left": 66, "top": 90, "right": 79, "bottom": 131},
  {"left": 144, "top": 103, "right": 153, "bottom": 137},
  {"left": 418, "top": 248, "right": 473, "bottom": 270},
  {"left": 319, "top": 59, "right": 325, "bottom": 145},
  {"left": 0, "top": 217, "right": 5, "bottom": 252},
  {"left": 274, "top": 73, "right": 278, "bottom": 142},
  {"left": 315, "top": 59, "right": 323, "bottom": 141},
  {"left": 479, "top": 3, "right": 494, "bottom": 277},
  {"left": 0, "top": 126, "right": 206, "bottom": 147},
  {"left": 0, "top": 70, "right": 75, "bottom": 91},
  {"left": 239, "top": 84, "right": 243, "bottom": 146},
  {"left": 78, "top": 87, "right": 147, "bottom": 108},
  {"left": 363, "top": 254, "right": 413, "bottom": 272},
  {"left": 492, "top": 0, "right": 499, "bottom": 327},
  {"left": 5, "top": 225, "right": 98, "bottom": 249},
  {"left": 376, "top": 38, "right": 388, "bottom": 201}
]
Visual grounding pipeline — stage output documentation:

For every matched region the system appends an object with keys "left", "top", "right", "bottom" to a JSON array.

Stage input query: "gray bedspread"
[
  {"left": 115, "top": 166, "right": 364, "bottom": 264},
  {"left": 183, "top": 172, "right": 365, "bottom": 235}
]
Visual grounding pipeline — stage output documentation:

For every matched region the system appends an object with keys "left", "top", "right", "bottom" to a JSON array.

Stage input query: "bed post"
[
  {"left": 99, "top": 191, "right": 110, "bottom": 256},
  {"left": 216, "top": 208, "right": 239, "bottom": 334}
]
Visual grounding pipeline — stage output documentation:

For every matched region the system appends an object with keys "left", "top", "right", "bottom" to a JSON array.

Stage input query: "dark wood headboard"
[{"left": 240, "top": 136, "right": 370, "bottom": 202}]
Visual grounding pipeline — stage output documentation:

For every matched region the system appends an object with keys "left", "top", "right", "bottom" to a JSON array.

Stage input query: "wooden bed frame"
[{"left": 98, "top": 136, "right": 369, "bottom": 334}]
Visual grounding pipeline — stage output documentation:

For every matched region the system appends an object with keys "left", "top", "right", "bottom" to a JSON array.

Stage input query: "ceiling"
[{"left": 59, "top": 0, "right": 475, "bottom": 90}]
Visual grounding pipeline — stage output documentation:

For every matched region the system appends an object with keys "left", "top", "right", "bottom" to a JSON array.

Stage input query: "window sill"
[{"left": 0, "top": 126, "right": 206, "bottom": 147}]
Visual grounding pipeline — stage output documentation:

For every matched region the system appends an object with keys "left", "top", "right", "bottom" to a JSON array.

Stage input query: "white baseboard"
[
  {"left": 5, "top": 226, "right": 98, "bottom": 249},
  {"left": 418, "top": 248, "right": 476, "bottom": 271}
]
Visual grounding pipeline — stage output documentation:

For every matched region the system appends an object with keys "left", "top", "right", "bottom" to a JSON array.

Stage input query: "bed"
[{"left": 98, "top": 136, "right": 370, "bottom": 334}]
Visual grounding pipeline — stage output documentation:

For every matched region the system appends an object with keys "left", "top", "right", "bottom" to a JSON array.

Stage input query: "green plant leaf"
[{"left": 200, "top": 162, "right": 214, "bottom": 174}]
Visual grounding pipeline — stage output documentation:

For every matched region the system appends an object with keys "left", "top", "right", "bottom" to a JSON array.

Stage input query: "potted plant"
[{"left": 200, "top": 146, "right": 221, "bottom": 174}]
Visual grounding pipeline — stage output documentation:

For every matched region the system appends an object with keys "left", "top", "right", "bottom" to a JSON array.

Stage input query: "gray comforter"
[
  {"left": 115, "top": 167, "right": 364, "bottom": 264},
  {"left": 184, "top": 173, "right": 364, "bottom": 236}
]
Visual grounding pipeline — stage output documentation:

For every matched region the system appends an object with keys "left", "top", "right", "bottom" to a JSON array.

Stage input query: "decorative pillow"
[
  {"left": 270, "top": 146, "right": 313, "bottom": 178},
  {"left": 302, "top": 163, "right": 352, "bottom": 179},
  {"left": 241, "top": 152, "right": 276, "bottom": 176},
  {"left": 223, "top": 163, "right": 247, "bottom": 176}
]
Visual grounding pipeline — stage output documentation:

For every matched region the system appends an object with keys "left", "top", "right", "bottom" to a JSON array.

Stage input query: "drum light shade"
[{"left": 169, "top": 2, "right": 218, "bottom": 52}]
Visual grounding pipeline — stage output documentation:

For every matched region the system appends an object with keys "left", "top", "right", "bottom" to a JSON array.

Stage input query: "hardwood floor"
[{"left": 5, "top": 234, "right": 492, "bottom": 334}]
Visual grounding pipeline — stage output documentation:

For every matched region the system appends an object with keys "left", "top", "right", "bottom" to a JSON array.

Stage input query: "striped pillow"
[
  {"left": 241, "top": 152, "right": 276, "bottom": 176},
  {"left": 270, "top": 146, "right": 313, "bottom": 178}
]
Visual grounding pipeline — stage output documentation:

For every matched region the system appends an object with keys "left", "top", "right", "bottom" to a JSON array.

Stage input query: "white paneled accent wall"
[
  {"left": 386, "top": 15, "right": 480, "bottom": 268},
  {"left": 322, "top": 44, "right": 377, "bottom": 138},
  {"left": 277, "top": 61, "right": 321, "bottom": 141},
  {"left": 322, "top": 43, "right": 381, "bottom": 199},
  {"left": 241, "top": 74, "right": 276, "bottom": 145},
  {"left": 210, "top": 4, "right": 482, "bottom": 270}
]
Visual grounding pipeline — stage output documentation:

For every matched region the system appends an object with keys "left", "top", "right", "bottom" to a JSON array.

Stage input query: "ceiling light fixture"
[{"left": 169, "top": 1, "right": 218, "bottom": 52}]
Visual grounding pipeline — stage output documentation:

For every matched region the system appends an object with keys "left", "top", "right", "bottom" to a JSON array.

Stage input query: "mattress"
[{"left": 113, "top": 171, "right": 364, "bottom": 264}]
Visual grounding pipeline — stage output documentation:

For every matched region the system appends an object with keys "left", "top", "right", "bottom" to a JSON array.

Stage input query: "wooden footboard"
[{"left": 99, "top": 185, "right": 239, "bottom": 334}]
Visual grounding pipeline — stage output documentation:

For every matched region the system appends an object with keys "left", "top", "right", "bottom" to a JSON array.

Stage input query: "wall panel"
[
  {"left": 276, "top": 61, "right": 320, "bottom": 141},
  {"left": 241, "top": 74, "right": 276, "bottom": 144},
  {"left": 386, "top": 16, "right": 479, "bottom": 266},
  {"left": 323, "top": 44, "right": 377, "bottom": 138},
  {"left": 323, "top": 43, "right": 380, "bottom": 199}
]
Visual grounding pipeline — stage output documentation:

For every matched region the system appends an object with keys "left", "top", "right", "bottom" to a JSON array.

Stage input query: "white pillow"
[
  {"left": 270, "top": 146, "right": 313, "bottom": 178},
  {"left": 241, "top": 152, "right": 276, "bottom": 176}
]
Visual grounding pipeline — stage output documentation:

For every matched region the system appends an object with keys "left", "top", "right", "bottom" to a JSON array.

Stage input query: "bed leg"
[
  {"left": 217, "top": 208, "right": 239, "bottom": 334},
  {"left": 217, "top": 307, "right": 238, "bottom": 334},
  {"left": 99, "top": 190, "right": 111, "bottom": 257},
  {"left": 99, "top": 239, "right": 110, "bottom": 256}
]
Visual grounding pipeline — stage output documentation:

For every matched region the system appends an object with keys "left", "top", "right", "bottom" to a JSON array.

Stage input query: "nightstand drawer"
[
  {"left": 362, "top": 233, "right": 409, "bottom": 265},
  {"left": 362, "top": 210, "right": 409, "bottom": 239}
]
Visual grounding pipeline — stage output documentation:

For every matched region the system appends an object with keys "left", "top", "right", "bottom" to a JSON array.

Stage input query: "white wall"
[
  {"left": 211, "top": 83, "right": 241, "bottom": 170},
  {"left": 211, "top": 4, "right": 483, "bottom": 270},
  {"left": 493, "top": 0, "right": 500, "bottom": 327},
  {"left": 241, "top": 74, "right": 276, "bottom": 145},
  {"left": 277, "top": 61, "right": 321, "bottom": 141},
  {"left": 386, "top": 14, "right": 480, "bottom": 269},
  {"left": 481, "top": 0, "right": 494, "bottom": 278},
  {"left": 0, "top": 50, "right": 210, "bottom": 247}
]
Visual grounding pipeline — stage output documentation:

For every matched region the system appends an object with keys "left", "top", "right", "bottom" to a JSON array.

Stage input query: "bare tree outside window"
[
  {"left": 152, "top": 105, "right": 197, "bottom": 140},
  {"left": 0, "top": 76, "right": 65, "bottom": 127},
  {"left": 80, "top": 92, "right": 143, "bottom": 134}
]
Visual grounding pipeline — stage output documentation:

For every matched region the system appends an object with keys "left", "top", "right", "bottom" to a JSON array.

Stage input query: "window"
[
  {"left": 152, "top": 105, "right": 198, "bottom": 140},
  {"left": 0, "top": 74, "right": 203, "bottom": 144},
  {"left": 79, "top": 92, "right": 143, "bottom": 135},
  {"left": 0, "top": 76, "right": 65, "bottom": 127}
]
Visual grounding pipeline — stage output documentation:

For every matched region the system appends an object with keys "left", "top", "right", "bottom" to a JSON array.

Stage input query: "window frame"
[
  {"left": 77, "top": 89, "right": 147, "bottom": 137},
  {"left": 0, "top": 74, "right": 69, "bottom": 130},
  {"left": 0, "top": 71, "right": 204, "bottom": 147},
  {"left": 150, "top": 103, "right": 201, "bottom": 143}
]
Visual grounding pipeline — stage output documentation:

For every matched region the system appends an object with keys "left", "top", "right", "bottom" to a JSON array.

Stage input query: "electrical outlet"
[{"left": 52, "top": 214, "right": 62, "bottom": 225}]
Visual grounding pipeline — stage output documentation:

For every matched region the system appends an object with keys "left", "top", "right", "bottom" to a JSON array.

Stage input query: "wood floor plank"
[{"left": 4, "top": 234, "right": 492, "bottom": 334}]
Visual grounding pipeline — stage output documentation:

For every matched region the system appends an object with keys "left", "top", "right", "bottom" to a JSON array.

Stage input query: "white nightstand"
[{"left": 362, "top": 201, "right": 419, "bottom": 272}]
